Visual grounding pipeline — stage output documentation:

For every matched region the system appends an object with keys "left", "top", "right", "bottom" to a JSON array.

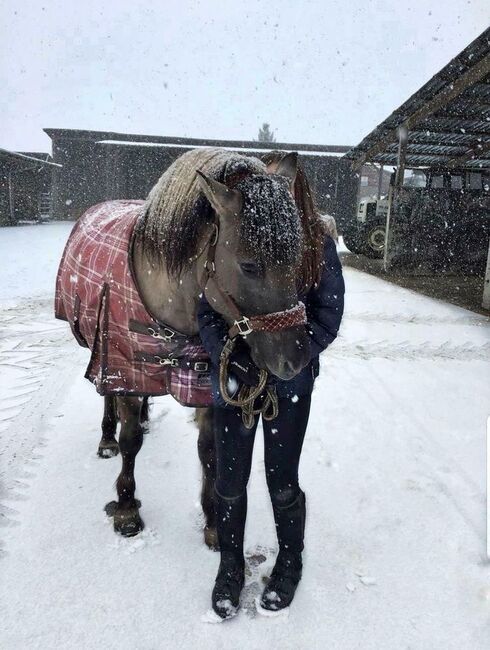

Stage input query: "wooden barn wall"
[
  {"left": 0, "top": 160, "right": 51, "bottom": 225},
  {"left": 49, "top": 136, "right": 358, "bottom": 232}
]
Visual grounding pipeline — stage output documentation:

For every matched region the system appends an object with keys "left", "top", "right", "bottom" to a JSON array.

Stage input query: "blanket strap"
[
  {"left": 129, "top": 318, "right": 200, "bottom": 344},
  {"left": 134, "top": 351, "right": 209, "bottom": 371}
]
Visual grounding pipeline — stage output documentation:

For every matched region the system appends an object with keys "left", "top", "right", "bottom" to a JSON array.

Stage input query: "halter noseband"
[{"left": 203, "top": 221, "right": 307, "bottom": 339}]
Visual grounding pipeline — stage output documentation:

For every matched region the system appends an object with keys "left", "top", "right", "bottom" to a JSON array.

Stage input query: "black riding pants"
[{"left": 213, "top": 395, "right": 311, "bottom": 508}]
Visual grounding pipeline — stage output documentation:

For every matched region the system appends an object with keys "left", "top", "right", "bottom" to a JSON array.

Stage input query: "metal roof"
[
  {"left": 44, "top": 128, "right": 352, "bottom": 156},
  {"left": 0, "top": 148, "right": 62, "bottom": 168},
  {"left": 345, "top": 27, "right": 490, "bottom": 170}
]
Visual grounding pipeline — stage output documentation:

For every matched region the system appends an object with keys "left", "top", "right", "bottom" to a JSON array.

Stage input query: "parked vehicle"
[
  {"left": 343, "top": 197, "right": 388, "bottom": 258},
  {"left": 343, "top": 168, "right": 490, "bottom": 271}
]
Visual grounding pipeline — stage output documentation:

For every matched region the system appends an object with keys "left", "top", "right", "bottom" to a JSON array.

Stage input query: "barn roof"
[
  {"left": 44, "top": 128, "right": 352, "bottom": 156},
  {"left": 345, "top": 28, "right": 490, "bottom": 170},
  {"left": 0, "top": 148, "right": 61, "bottom": 169}
]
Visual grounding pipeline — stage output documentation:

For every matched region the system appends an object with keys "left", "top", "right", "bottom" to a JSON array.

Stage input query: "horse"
[{"left": 55, "top": 148, "right": 310, "bottom": 543}]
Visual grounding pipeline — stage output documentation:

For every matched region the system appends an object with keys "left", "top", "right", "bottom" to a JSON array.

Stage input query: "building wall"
[
  {"left": 0, "top": 156, "right": 51, "bottom": 225},
  {"left": 47, "top": 130, "right": 358, "bottom": 233}
]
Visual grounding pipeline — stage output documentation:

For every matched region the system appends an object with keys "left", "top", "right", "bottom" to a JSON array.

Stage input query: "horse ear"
[
  {"left": 196, "top": 170, "right": 243, "bottom": 218},
  {"left": 275, "top": 152, "right": 298, "bottom": 183}
]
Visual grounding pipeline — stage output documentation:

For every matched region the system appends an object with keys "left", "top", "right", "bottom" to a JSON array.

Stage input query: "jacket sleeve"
[
  {"left": 305, "top": 236, "right": 345, "bottom": 358},
  {"left": 197, "top": 293, "right": 229, "bottom": 367}
]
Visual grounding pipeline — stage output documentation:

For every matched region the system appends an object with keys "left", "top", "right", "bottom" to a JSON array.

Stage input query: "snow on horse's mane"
[
  {"left": 137, "top": 148, "right": 266, "bottom": 277},
  {"left": 234, "top": 174, "right": 302, "bottom": 268}
]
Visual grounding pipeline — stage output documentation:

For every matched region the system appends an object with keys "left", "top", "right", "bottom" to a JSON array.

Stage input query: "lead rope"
[{"left": 219, "top": 337, "right": 279, "bottom": 429}]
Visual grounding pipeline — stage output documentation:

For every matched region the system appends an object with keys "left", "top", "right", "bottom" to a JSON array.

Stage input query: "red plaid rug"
[{"left": 55, "top": 200, "right": 212, "bottom": 407}]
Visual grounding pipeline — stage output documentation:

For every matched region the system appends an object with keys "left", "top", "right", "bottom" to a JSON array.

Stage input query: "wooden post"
[
  {"left": 7, "top": 170, "right": 15, "bottom": 225},
  {"left": 377, "top": 164, "right": 384, "bottom": 199},
  {"left": 483, "top": 237, "right": 490, "bottom": 311},
  {"left": 383, "top": 127, "right": 408, "bottom": 271}
]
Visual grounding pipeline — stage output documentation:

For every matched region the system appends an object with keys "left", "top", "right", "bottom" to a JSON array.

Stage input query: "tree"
[{"left": 257, "top": 123, "right": 276, "bottom": 143}]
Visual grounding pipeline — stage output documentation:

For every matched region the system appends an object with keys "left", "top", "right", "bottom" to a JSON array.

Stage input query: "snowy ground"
[{"left": 1, "top": 223, "right": 489, "bottom": 649}]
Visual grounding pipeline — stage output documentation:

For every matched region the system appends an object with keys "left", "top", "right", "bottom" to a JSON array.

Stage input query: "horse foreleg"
[
  {"left": 98, "top": 395, "right": 120, "bottom": 458},
  {"left": 196, "top": 406, "right": 218, "bottom": 550},
  {"left": 106, "top": 396, "right": 144, "bottom": 536}
]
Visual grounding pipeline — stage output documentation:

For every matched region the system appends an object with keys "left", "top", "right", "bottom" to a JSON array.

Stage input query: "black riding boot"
[
  {"left": 261, "top": 490, "right": 306, "bottom": 611},
  {"left": 212, "top": 487, "right": 246, "bottom": 619}
]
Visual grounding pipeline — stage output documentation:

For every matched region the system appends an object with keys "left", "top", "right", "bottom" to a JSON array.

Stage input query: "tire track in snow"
[
  {"left": 347, "top": 311, "right": 488, "bottom": 327},
  {"left": 343, "top": 359, "right": 486, "bottom": 550},
  {"left": 329, "top": 339, "right": 490, "bottom": 361},
  {"left": 0, "top": 299, "right": 72, "bottom": 433},
  {"left": 0, "top": 349, "right": 82, "bottom": 556},
  {"left": 0, "top": 298, "right": 81, "bottom": 555}
]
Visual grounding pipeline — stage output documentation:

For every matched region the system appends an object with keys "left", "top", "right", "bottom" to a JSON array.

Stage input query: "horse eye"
[{"left": 240, "top": 261, "right": 260, "bottom": 277}]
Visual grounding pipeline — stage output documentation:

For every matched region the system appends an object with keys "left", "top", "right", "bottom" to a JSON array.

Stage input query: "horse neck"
[{"left": 132, "top": 238, "right": 206, "bottom": 336}]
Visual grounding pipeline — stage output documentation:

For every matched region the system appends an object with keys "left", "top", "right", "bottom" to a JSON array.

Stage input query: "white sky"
[{"left": 0, "top": 0, "right": 488, "bottom": 153}]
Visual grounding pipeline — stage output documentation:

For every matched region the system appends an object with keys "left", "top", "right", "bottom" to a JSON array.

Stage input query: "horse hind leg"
[
  {"left": 196, "top": 406, "right": 219, "bottom": 550},
  {"left": 105, "top": 396, "right": 144, "bottom": 536},
  {"left": 140, "top": 396, "right": 151, "bottom": 432},
  {"left": 98, "top": 395, "right": 120, "bottom": 458}
]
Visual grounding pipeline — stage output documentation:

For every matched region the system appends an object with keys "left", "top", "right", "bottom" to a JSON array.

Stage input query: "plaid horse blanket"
[{"left": 55, "top": 200, "right": 213, "bottom": 407}]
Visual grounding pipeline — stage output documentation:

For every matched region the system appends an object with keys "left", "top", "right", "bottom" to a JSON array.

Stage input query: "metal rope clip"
[
  {"left": 156, "top": 357, "right": 179, "bottom": 367},
  {"left": 148, "top": 326, "right": 175, "bottom": 341}
]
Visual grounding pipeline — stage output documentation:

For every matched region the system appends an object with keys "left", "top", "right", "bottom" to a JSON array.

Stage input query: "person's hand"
[{"left": 228, "top": 348, "right": 261, "bottom": 386}]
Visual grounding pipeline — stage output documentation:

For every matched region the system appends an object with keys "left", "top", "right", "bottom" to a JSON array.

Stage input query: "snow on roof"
[{"left": 96, "top": 140, "right": 344, "bottom": 157}]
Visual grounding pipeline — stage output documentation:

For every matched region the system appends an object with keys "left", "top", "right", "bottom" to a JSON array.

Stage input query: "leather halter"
[{"left": 203, "top": 221, "right": 307, "bottom": 339}]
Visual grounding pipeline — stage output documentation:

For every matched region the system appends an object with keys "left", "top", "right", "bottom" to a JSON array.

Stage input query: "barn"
[
  {"left": 0, "top": 149, "right": 59, "bottom": 226},
  {"left": 43, "top": 129, "right": 358, "bottom": 232}
]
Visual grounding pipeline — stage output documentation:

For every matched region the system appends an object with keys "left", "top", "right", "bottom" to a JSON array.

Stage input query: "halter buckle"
[
  {"left": 204, "top": 260, "right": 216, "bottom": 275},
  {"left": 234, "top": 316, "right": 253, "bottom": 336}
]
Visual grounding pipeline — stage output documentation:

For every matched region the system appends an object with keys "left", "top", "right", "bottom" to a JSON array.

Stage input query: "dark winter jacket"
[{"left": 197, "top": 235, "right": 345, "bottom": 406}]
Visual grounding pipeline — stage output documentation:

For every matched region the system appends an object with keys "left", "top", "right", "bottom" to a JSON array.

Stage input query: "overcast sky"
[{"left": 0, "top": 0, "right": 488, "bottom": 153}]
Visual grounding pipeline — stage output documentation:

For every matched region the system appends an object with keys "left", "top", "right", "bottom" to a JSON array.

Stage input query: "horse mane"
[{"left": 135, "top": 148, "right": 266, "bottom": 277}]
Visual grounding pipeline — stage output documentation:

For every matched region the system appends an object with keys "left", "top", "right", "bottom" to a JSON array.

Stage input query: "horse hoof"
[
  {"left": 204, "top": 526, "right": 219, "bottom": 551},
  {"left": 97, "top": 440, "right": 119, "bottom": 458},
  {"left": 105, "top": 499, "right": 141, "bottom": 517},
  {"left": 113, "top": 507, "right": 144, "bottom": 537}
]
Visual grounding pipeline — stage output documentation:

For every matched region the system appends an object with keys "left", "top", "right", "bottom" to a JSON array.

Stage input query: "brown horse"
[{"left": 56, "top": 148, "right": 311, "bottom": 542}]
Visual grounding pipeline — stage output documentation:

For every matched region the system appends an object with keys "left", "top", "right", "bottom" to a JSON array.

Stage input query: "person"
[{"left": 197, "top": 152, "right": 345, "bottom": 619}]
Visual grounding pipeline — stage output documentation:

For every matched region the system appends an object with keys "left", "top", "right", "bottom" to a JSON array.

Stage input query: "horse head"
[{"left": 197, "top": 153, "right": 311, "bottom": 381}]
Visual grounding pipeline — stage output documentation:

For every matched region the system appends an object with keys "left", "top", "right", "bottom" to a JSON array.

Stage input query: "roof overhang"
[
  {"left": 345, "top": 28, "right": 490, "bottom": 171},
  {"left": 43, "top": 128, "right": 353, "bottom": 156},
  {"left": 0, "top": 148, "right": 62, "bottom": 169}
]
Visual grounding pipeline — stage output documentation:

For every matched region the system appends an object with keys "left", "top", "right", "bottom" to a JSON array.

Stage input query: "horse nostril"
[{"left": 279, "top": 359, "right": 298, "bottom": 380}]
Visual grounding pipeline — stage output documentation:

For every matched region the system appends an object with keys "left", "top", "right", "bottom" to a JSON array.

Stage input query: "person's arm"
[
  {"left": 305, "top": 236, "right": 345, "bottom": 358},
  {"left": 197, "top": 293, "right": 260, "bottom": 385},
  {"left": 197, "top": 293, "right": 228, "bottom": 367}
]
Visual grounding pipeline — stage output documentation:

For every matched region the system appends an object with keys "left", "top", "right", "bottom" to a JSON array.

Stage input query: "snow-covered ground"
[{"left": 1, "top": 223, "right": 489, "bottom": 649}]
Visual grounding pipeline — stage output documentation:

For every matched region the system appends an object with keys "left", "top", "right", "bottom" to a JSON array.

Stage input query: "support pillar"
[
  {"left": 383, "top": 126, "right": 408, "bottom": 271},
  {"left": 483, "top": 237, "right": 490, "bottom": 311},
  {"left": 377, "top": 164, "right": 384, "bottom": 199}
]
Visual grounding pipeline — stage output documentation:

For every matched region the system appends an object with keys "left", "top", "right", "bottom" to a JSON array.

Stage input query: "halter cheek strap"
[{"left": 202, "top": 221, "right": 307, "bottom": 340}]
